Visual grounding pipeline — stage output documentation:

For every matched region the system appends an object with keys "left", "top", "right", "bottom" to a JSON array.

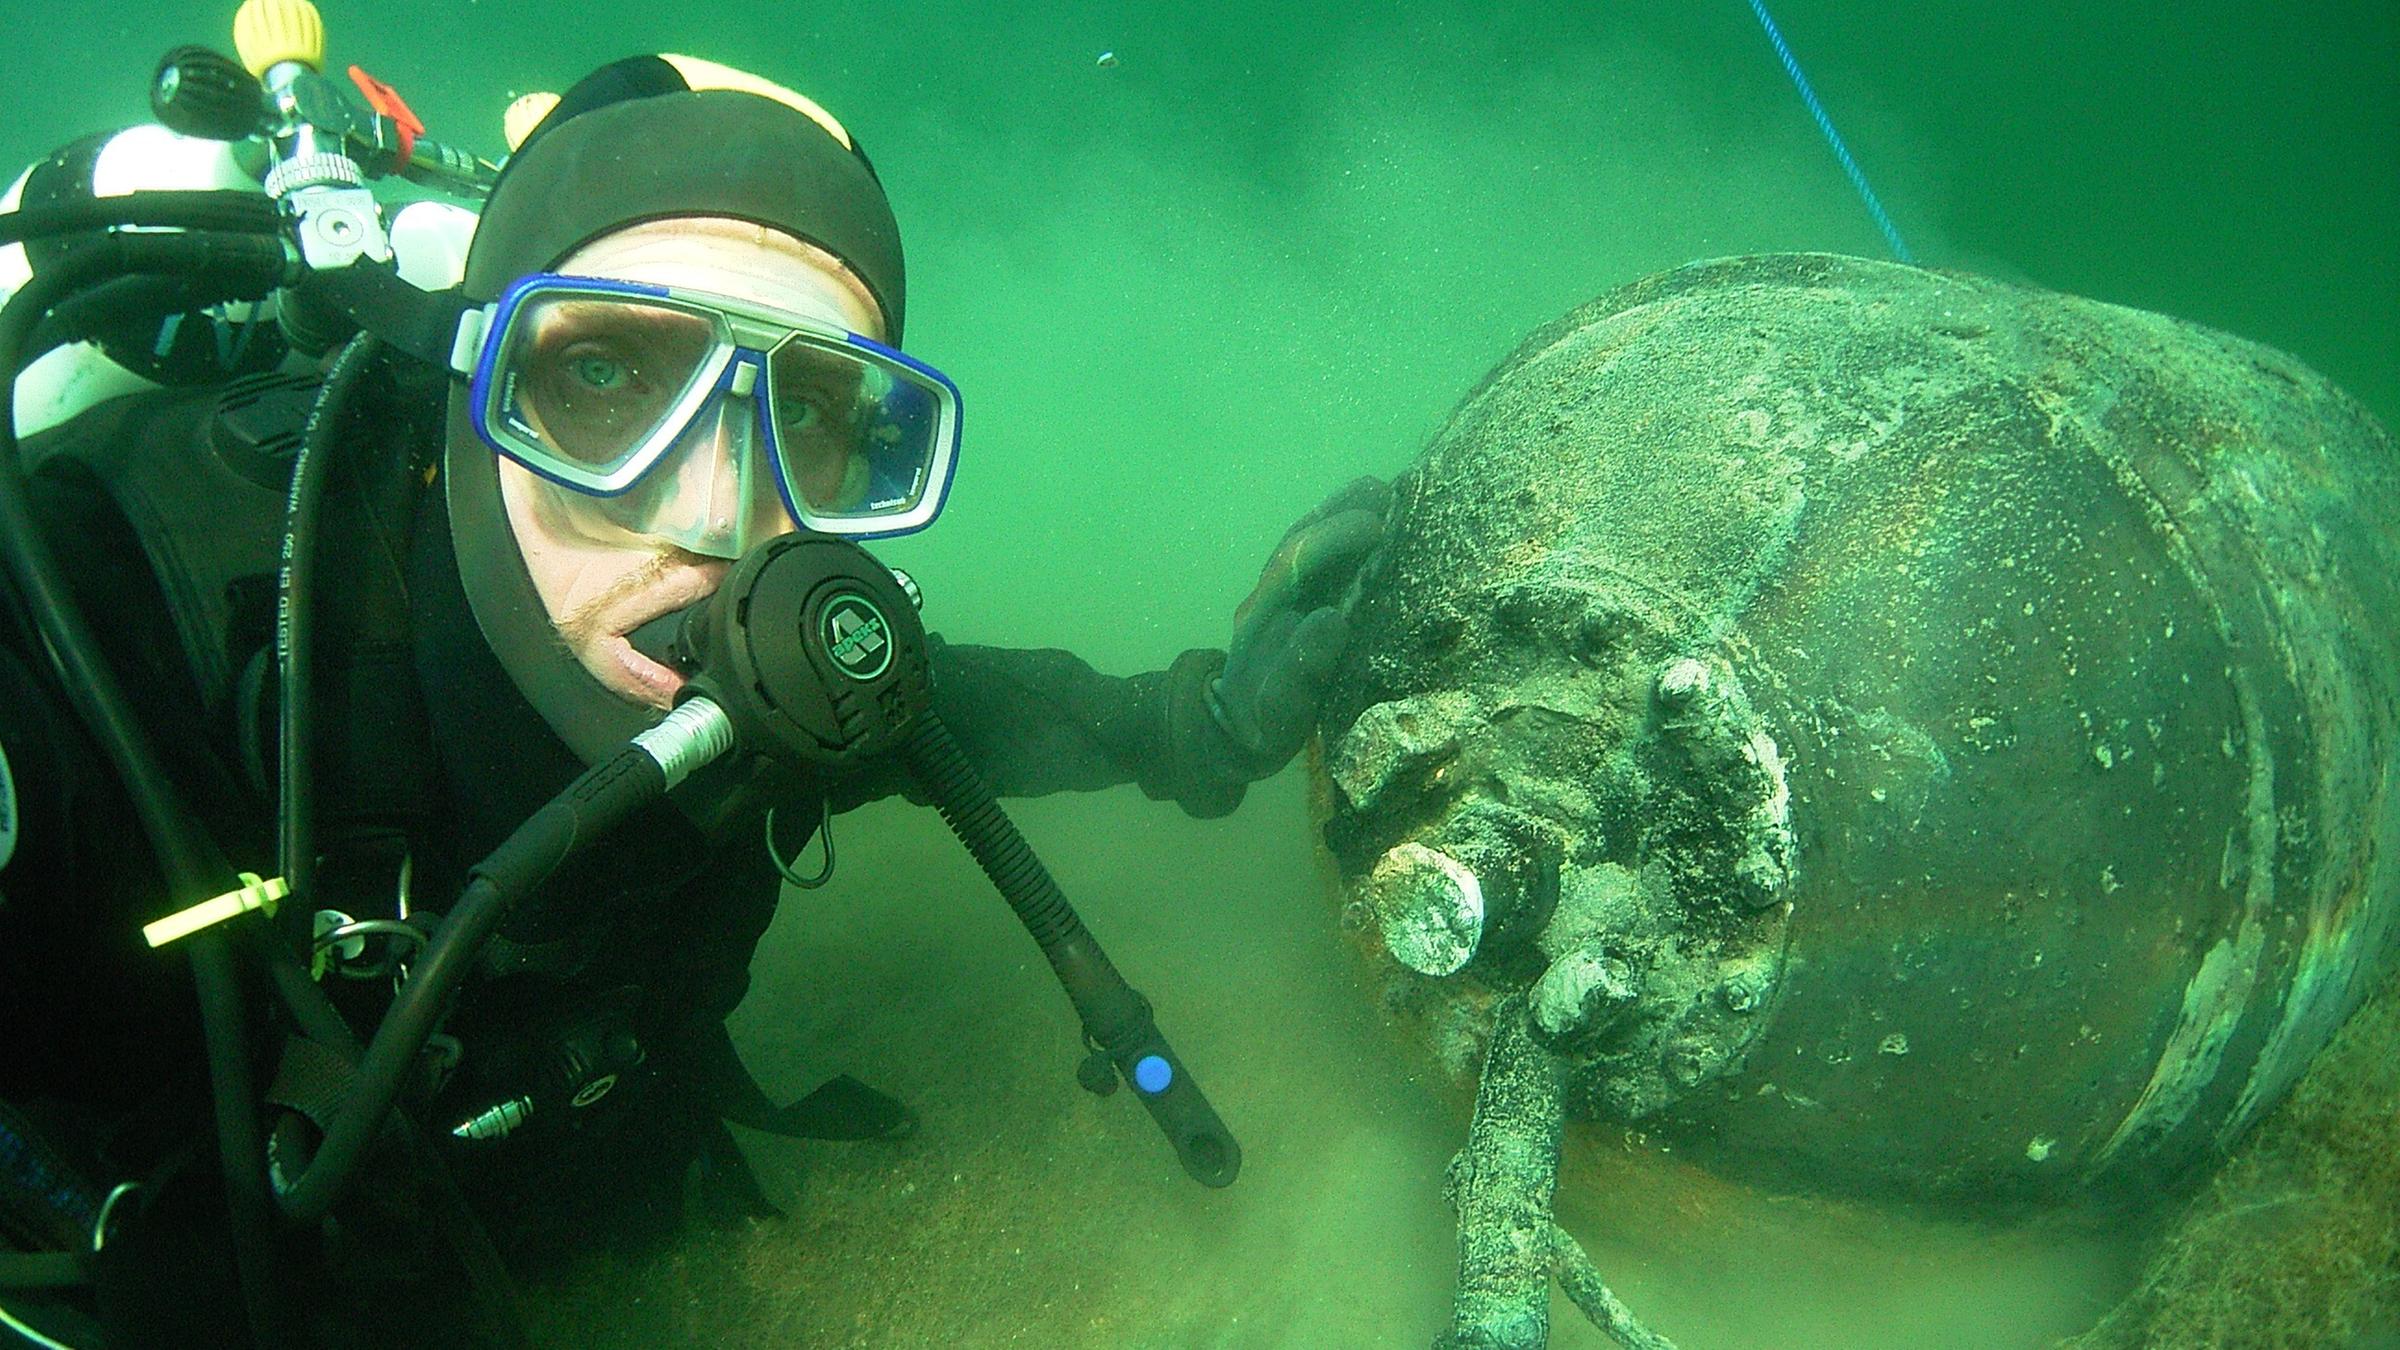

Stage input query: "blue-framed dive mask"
[{"left": 451, "top": 273, "right": 961, "bottom": 556}]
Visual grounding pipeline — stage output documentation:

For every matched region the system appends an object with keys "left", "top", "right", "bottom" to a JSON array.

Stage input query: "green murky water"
[{"left": 8, "top": 1, "right": 2395, "bottom": 1344}]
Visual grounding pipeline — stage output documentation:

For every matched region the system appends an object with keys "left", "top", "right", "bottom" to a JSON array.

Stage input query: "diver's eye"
[
  {"left": 569, "top": 352, "right": 632, "bottom": 391},
  {"left": 779, "top": 398, "right": 822, "bottom": 433}
]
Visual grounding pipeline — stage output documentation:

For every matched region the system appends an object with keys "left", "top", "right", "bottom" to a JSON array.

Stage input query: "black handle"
[
  {"left": 1097, "top": 1016, "right": 1243, "bottom": 1188},
  {"left": 152, "top": 46, "right": 266, "bottom": 141}
]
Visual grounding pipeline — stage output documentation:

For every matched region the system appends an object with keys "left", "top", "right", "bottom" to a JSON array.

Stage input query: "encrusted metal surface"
[{"left": 1318, "top": 252, "right": 2400, "bottom": 1209}]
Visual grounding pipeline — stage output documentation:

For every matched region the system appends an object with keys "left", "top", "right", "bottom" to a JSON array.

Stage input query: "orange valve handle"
[{"left": 349, "top": 66, "right": 424, "bottom": 166}]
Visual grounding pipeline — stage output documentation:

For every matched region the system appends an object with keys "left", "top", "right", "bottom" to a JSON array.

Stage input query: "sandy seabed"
[{"left": 525, "top": 771, "right": 2158, "bottom": 1349}]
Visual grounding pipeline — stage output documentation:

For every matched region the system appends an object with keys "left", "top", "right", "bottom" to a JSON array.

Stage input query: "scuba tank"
[
  {"left": 0, "top": 123, "right": 478, "bottom": 439},
  {"left": 0, "top": 3, "right": 1239, "bottom": 1346},
  {"left": 0, "top": 125, "right": 276, "bottom": 437}
]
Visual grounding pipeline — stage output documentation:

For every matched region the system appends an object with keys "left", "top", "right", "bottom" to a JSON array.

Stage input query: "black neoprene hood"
[
  {"left": 463, "top": 63, "right": 905, "bottom": 339},
  {"left": 445, "top": 57, "right": 911, "bottom": 768}
]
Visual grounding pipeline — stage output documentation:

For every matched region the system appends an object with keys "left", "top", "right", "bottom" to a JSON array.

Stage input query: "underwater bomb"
[{"left": 1319, "top": 252, "right": 2400, "bottom": 1211}]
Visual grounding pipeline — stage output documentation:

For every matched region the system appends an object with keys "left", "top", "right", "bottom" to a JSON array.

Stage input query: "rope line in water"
[{"left": 1744, "top": 0, "right": 1915, "bottom": 262}]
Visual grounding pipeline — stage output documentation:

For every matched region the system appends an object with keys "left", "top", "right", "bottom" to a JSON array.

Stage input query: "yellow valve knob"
[
  {"left": 233, "top": 0, "right": 325, "bottom": 77},
  {"left": 503, "top": 92, "right": 561, "bottom": 152}
]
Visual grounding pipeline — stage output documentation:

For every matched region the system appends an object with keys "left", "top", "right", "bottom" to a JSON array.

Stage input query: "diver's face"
[{"left": 499, "top": 216, "right": 885, "bottom": 708}]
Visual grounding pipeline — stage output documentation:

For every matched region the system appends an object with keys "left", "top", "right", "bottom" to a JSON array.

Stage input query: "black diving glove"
[{"left": 1205, "top": 476, "right": 1391, "bottom": 775}]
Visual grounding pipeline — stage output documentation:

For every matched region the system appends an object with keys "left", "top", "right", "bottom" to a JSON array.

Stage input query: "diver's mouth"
[
  {"left": 562, "top": 560, "right": 730, "bottom": 710},
  {"left": 567, "top": 585, "right": 718, "bottom": 710},
  {"left": 605, "top": 633, "right": 686, "bottom": 708}
]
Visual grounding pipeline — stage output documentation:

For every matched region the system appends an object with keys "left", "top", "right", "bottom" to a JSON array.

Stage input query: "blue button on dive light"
[{"left": 1133, "top": 1055, "right": 1172, "bottom": 1094}]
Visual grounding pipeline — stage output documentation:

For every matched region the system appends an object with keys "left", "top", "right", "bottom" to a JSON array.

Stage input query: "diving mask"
[{"left": 454, "top": 273, "right": 961, "bottom": 553}]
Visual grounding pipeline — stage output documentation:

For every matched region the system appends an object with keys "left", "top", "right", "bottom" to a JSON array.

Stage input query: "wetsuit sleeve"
[{"left": 835, "top": 637, "right": 1250, "bottom": 818}]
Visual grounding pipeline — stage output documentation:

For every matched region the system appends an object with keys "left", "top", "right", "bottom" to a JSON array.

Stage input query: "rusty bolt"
[
  {"left": 1365, "top": 842, "right": 1485, "bottom": 977},
  {"left": 1530, "top": 946, "right": 1640, "bottom": 1044},
  {"left": 1720, "top": 972, "right": 1766, "bottom": 1014}
]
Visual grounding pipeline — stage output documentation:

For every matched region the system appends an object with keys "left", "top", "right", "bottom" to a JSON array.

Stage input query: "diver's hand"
[{"left": 1208, "top": 476, "right": 1391, "bottom": 774}]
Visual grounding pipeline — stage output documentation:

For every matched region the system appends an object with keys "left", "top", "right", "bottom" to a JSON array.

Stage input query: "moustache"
[{"left": 552, "top": 546, "right": 726, "bottom": 647}]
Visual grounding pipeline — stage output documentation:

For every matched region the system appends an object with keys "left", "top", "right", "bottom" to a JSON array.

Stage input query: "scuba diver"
[{"left": 0, "top": 32, "right": 1385, "bottom": 1350}]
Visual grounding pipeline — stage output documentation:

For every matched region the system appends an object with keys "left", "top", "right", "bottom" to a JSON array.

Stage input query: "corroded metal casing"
[{"left": 1318, "top": 253, "right": 2400, "bottom": 1209}]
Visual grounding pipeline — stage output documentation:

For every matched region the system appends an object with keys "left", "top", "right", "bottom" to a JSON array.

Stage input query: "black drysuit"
[{"left": 0, "top": 372, "right": 1248, "bottom": 1340}]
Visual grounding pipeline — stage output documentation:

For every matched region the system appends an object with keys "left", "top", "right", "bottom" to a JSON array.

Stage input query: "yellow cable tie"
[{"left": 142, "top": 872, "right": 289, "bottom": 949}]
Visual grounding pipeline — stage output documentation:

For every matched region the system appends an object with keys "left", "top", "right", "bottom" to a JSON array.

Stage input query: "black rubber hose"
[
  {"left": 190, "top": 933, "right": 294, "bottom": 1343},
  {"left": 901, "top": 712, "right": 1242, "bottom": 1188},
  {"left": 269, "top": 745, "right": 668, "bottom": 1225},
  {"left": 261, "top": 338, "right": 526, "bottom": 1321},
  {"left": 0, "top": 190, "right": 280, "bottom": 248},
  {"left": 0, "top": 234, "right": 298, "bottom": 1345},
  {"left": 278, "top": 332, "right": 382, "bottom": 954},
  {"left": 26, "top": 272, "right": 228, "bottom": 355}
]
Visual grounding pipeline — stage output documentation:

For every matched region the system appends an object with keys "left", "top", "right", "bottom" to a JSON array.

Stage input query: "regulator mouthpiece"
[
  {"left": 628, "top": 605, "right": 702, "bottom": 677},
  {"left": 670, "top": 533, "right": 933, "bottom": 770}
]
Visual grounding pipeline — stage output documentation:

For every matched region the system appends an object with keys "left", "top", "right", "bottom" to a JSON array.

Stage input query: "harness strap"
[
  {"left": 264, "top": 1035, "right": 358, "bottom": 1139},
  {"left": 264, "top": 1037, "right": 531, "bottom": 1347}
]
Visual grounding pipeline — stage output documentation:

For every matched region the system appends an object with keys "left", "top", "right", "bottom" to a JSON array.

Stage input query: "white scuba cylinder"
[
  {"left": 2, "top": 125, "right": 257, "bottom": 436},
  {"left": 2, "top": 124, "right": 479, "bottom": 437}
]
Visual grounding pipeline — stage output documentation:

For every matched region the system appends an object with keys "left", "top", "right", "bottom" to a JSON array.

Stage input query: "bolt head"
[
  {"left": 1530, "top": 947, "right": 1639, "bottom": 1043},
  {"left": 1657, "top": 657, "right": 1712, "bottom": 708},
  {"left": 1366, "top": 842, "right": 1485, "bottom": 977}
]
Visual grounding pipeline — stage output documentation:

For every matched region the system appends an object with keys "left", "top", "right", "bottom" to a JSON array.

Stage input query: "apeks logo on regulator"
[{"left": 820, "top": 593, "right": 894, "bottom": 681}]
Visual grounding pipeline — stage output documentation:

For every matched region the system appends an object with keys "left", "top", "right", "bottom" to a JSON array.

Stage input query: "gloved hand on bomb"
[{"left": 1205, "top": 476, "right": 1391, "bottom": 777}]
